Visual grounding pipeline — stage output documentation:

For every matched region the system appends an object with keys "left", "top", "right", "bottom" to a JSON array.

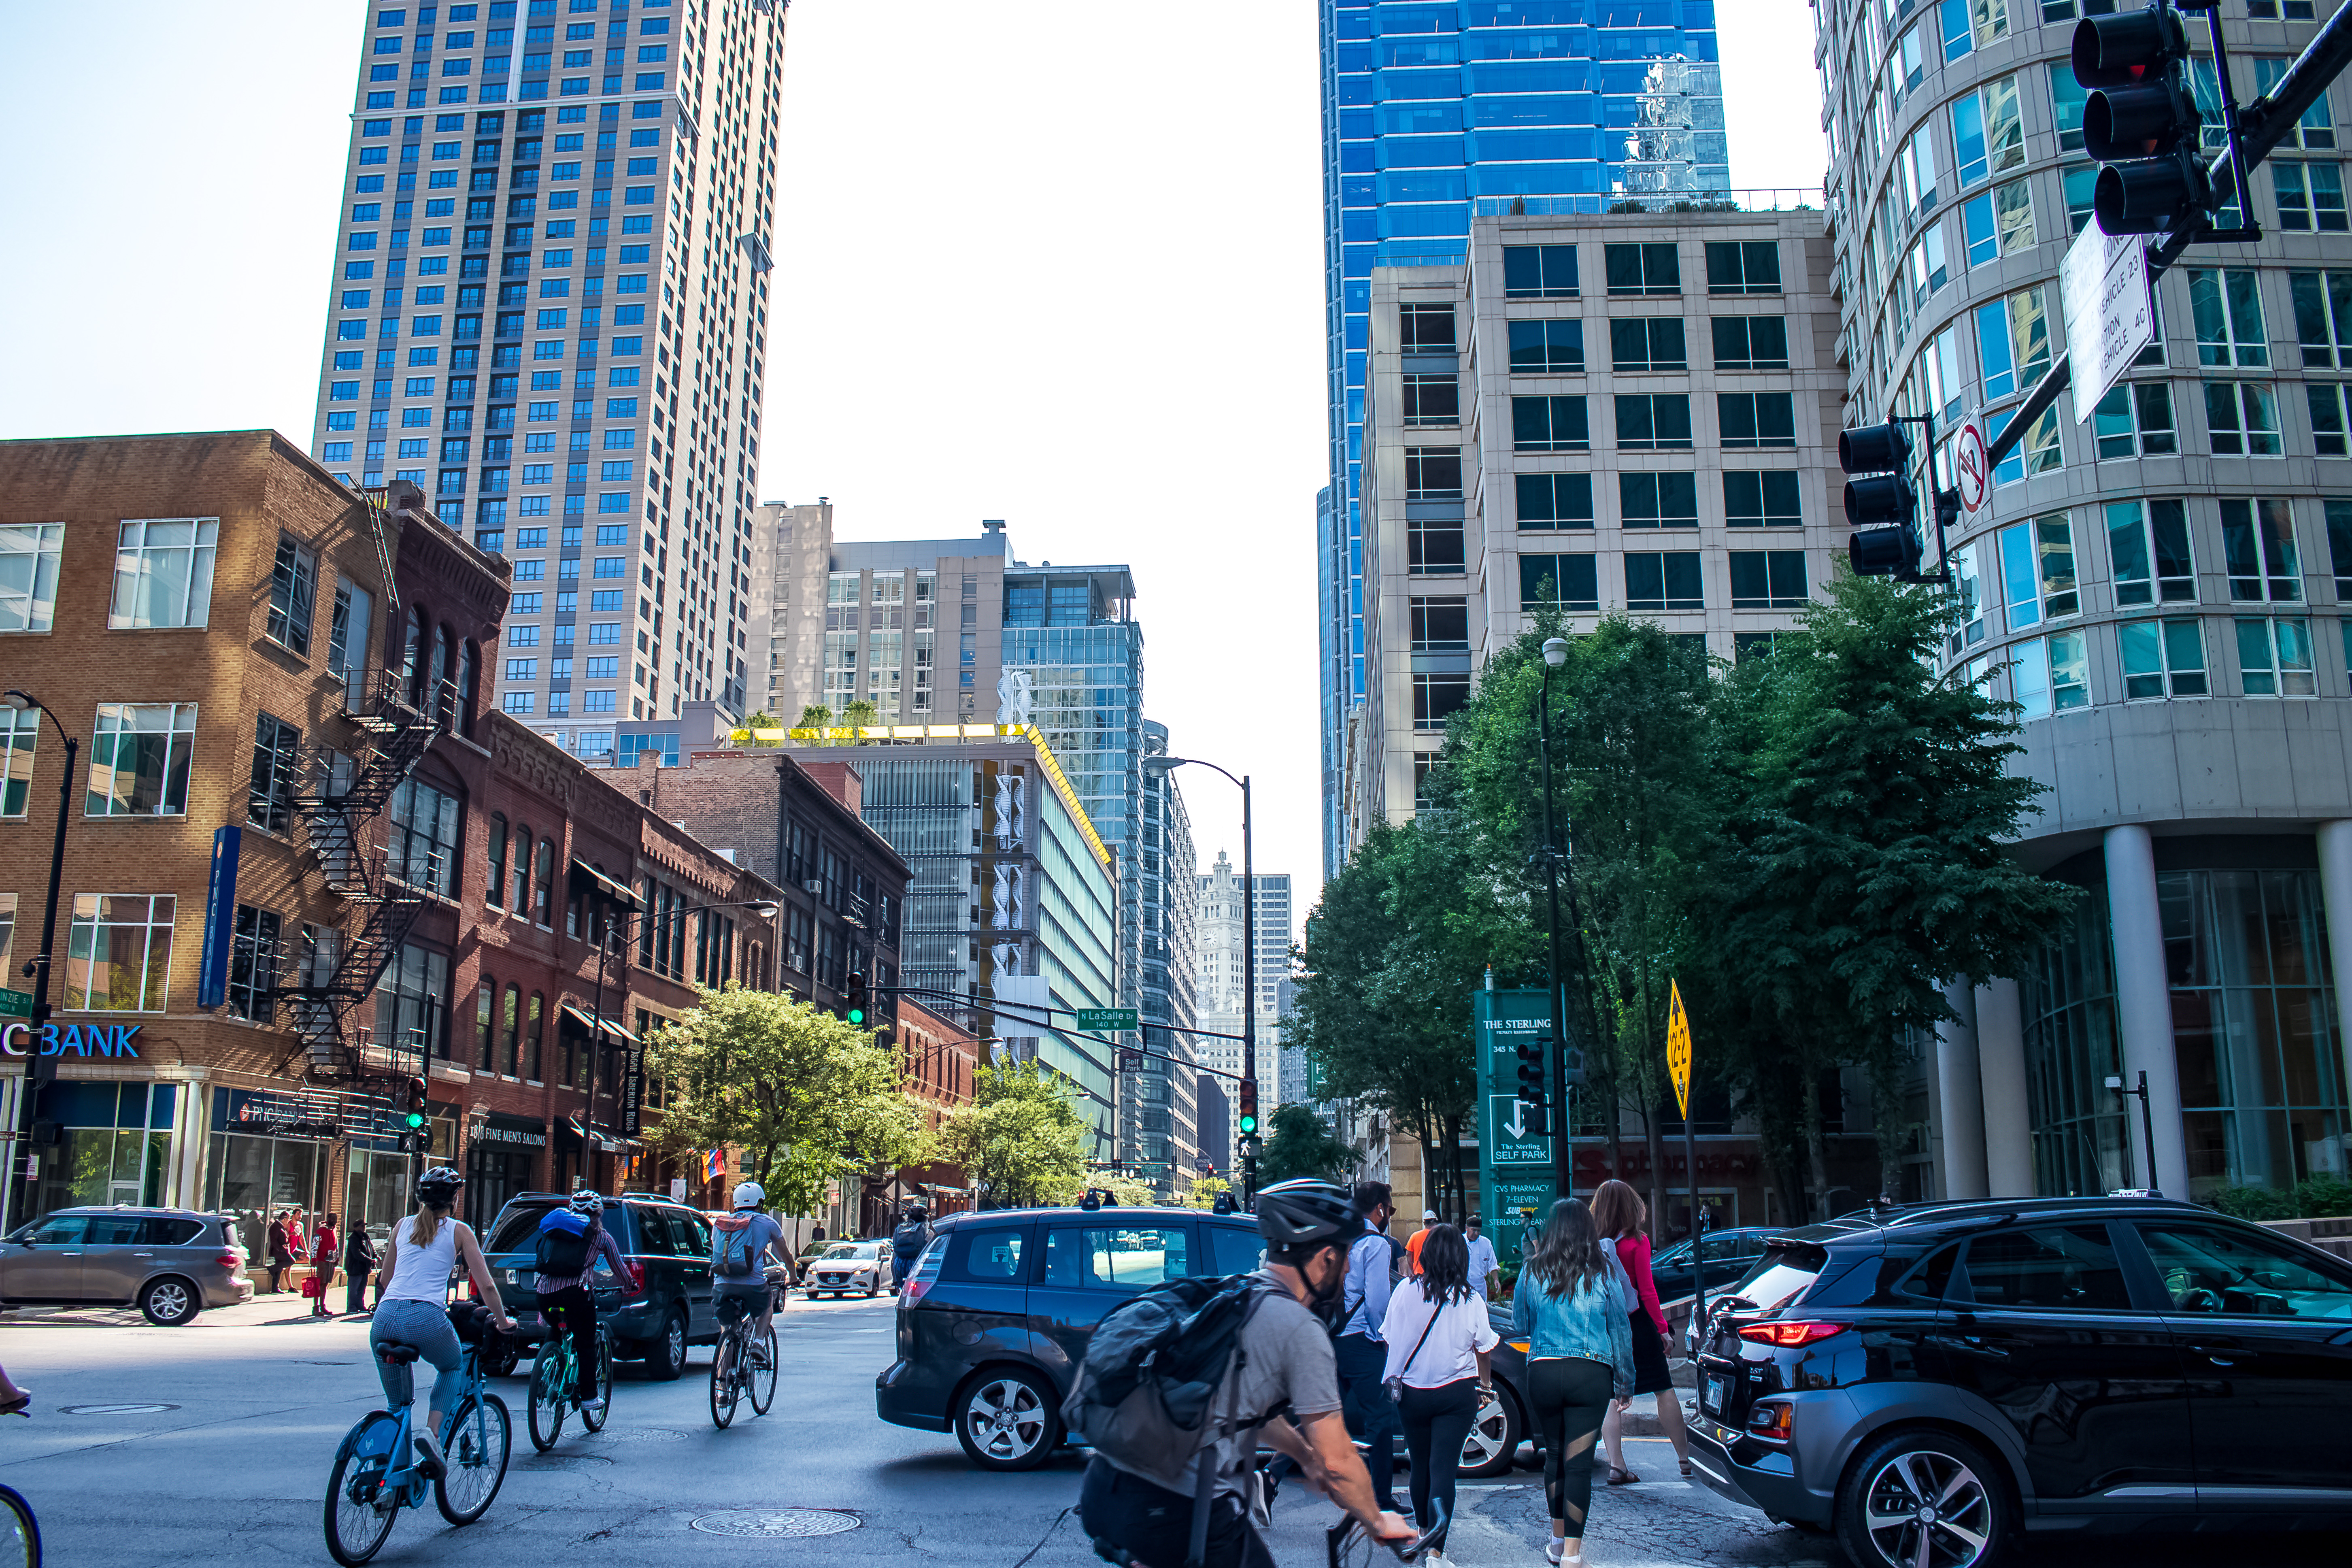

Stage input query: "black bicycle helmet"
[
  {"left": 416, "top": 1166, "right": 465, "bottom": 1208},
  {"left": 1254, "top": 1178, "right": 1358, "bottom": 1247}
]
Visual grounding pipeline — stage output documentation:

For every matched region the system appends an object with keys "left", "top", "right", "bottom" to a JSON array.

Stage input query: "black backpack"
[{"left": 534, "top": 1209, "right": 593, "bottom": 1277}]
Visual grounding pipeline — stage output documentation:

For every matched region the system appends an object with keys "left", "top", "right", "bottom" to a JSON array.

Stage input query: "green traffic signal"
[
  {"left": 404, "top": 1112, "right": 426, "bottom": 1129},
  {"left": 1238, "top": 1113, "right": 1257, "bottom": 1136},
  {"left": 847, "top": 1008, "right": 865, "bottom": 1025}
]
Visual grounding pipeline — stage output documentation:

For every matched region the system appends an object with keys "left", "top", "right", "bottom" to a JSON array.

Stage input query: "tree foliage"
[
  {"left": 936, "top": 1058, "right": 1089, "bottom": 1208},
  {"left": 1181, "top": 1175, "right": 1234, "bottom": 1210},
  {"left": 645, "top": 986, "right": 930, "bottom": 1217},
  {"left": 1257, "top": 1102, "right": 1363, "bottom": 1186}
]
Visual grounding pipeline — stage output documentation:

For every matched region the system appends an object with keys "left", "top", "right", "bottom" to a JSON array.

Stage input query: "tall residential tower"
[{"left": 310, "top": 0, "right": 785, "bottom": 750}]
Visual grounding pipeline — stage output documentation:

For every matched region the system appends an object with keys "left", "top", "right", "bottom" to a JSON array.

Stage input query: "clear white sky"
[{"left": 0, "top": 2, "right": 1825, "bottom": 913}]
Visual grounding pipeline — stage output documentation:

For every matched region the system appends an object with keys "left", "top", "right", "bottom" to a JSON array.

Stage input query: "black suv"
[
  {"left": 481, "top": 1193, "right": 725, "bottom": 1380},
  {"left": 1689, "top": 1196, "right": 2352, "bottom": 1568},
  {"left": 876, "top": 1205, "right": 1268, "bottom": 1470}
]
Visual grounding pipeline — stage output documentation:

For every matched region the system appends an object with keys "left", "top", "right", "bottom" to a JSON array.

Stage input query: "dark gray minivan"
[
  {"left": 480, "top": 1193, "right": 726, "bottom": 1379},
  {"left": 876, "top": 1205, "right": 1268, "bottom": 1470}
]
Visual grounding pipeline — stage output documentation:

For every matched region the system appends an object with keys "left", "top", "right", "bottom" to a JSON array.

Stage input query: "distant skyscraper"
[
  {"left": 1195, "top": 853, "right": 1293, "bottom": 1152},
  {"left": 1316, "top": 2, "right": 1727, "bottom": 872},
  {"left": 310, "top": 0, "right": 786, "bottom": 747}
]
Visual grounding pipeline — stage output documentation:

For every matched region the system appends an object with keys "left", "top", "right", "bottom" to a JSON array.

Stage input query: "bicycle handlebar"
[{"left": 1326, "top": 1500, "right": 1446, "bottom": 1565}]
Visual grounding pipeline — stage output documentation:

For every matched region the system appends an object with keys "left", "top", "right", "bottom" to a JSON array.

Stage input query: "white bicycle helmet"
[
  {"left": 568, "top": 1189, "right": 606, "bottom": 1216},
  {"left": 732, "top": 1181, "right": 766, "bottom": 1210}
]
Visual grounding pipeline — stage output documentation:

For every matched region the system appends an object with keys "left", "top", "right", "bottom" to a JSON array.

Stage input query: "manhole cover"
[
  {"left": 690, "top": 1509, "right": 862, "bottom": 1538},
  {"left": 293, "top": 1360, "right": 355, "bottom": 1366},
  {"left": 591, "top": 1427, "right": 689, "bottom": 1442},
  {"left": 59, "top": 1403, "right": 180, "bottom": 1415}
]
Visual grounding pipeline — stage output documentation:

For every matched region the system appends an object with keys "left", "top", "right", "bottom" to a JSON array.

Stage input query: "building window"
[
  {"left": 1412, "top": 672, "right": 1470, "bottom": 732},
  {"left": 1399, "top": 301, "right": 1455, "bottom": 352},
  {"left": 109, "top": 519, "right": 219, "bottom": 630},
  {"left": 1999, "top": 513, "right": 2079, "bottom": 630},
  {"left": 2220, "top": 498, "right": 2302, "bottom": 600},
  {"left": 475, "top": 981, "right": 495, "bottom": 1069},
  {"left": 1603, "top": 243, "right": 1680, "bottom": 296},
  {"left": 86, "top": 703, "right": 197, "bottom": 817},
  {"left": 388, "top": 776, "right": 461, "bottom": 896},
  {"left": 2091, "top": 382, "right": 2178, "bottom": 458},
  {"left": 2273, "top": 162, "right": 2349, "bottom": 232},
  {"left": 1, "top": 708, "right": 36, "bottom": 818},
  {"left": 227, "top": 906, "right": 283, "bottom": 1023},
  {"left": 1952, "top": 73, "right": 2024, "bottom": 188},
  {"left": 65, "top": 894, "right": 177, "bottom": 1012},
  {"left": 2309, "top": 384, "right": 2352, "bottom": 456},
  {"left": 1619, "top": 473, "right": 1698, "bottom": 528},
  {"left": 2063, "top": 165, "right": 2098, "bottom": 234},
  {"left": 1711, "top": 316, "right": 1788, "bottom": 370},
  {"left": 1725, "top": 471, "right": 1801, "bottom": 528},
  {"left": 1508, "top": 319, "right": 1584, "bottom": 374},
  {"left": 1728, "top": 551, "right": 1808, "bottom": 609},
  {"left": 1515, "top": 472, "right": 1594, "bottom": 529},
  {"left": 1520, "top": 554, "right": 1599, "bottom": 612},
  {"left": 1734, "top": 631, "right": 1779, "bottom": 662},
  {"left": 2189, "top": 270, "right": 2270, "bottom": 368},
  {"left": 1718, "top": 393, "right": 1796, "bottom": 449},
  {"left": 1408, "top": 517, "right": 1465, "bottom": 574},
  {"left": 1400, "top": 374, "right": 1459, "bottom": 426},
  {"left": 265, "top": 536, "right": 319, "bottom": 655},
  {"left": 2290, "top": 272, "right": 2352, "bottom": 367},
  {"left": 2237, "top": 617, "right": 2317, "bottom": 696},
  {"left": 2119, "top": 619, "right": 2209, "bottom": 700},
  {"left": 327, "top": 581, "right": 374, "bottom": 687},
  {"left": 0, "top": 523, "right": 64, "bottom": 634},
  {"left": 1405, "top": 447, "right": 1465, "bottom": 497},
  {"left": 1503, "top": 245, "right": 1578, "bottom": 298},
  {"left": 374, "top": 943, "right": 453, "bottom": 1060},
  {"left": 533, "top": 837, "right": 554, "bottom": 927},
  {"left": 2012, "top": 630, "right": 2091, "bottom": 718},
  {"left": 2326, "top": 499, "right": 2352, "bottom": 599},
  {"left": 2107, "top": 498, "right": 2196, "bottom": 606},
  {"left": 1512, "top": 397, "right": 1589, "bottom": 453},
  {"left": 248, "top": 713, "right": 303, "bottom": 834},
  {"left": 1409, "top": 598, "right": 1469, "bottom": 651},
  {"left": 1960, "top": 180, "right": 2037, "bottom": 269},
  {"left": 1614, "top": 394, "right": 1691, "bottom": 451},
  {"left": 1608, "top": 317, "right": 1685, "bottom": 373},
  {"left": 486, "top": 812, "right": 508, "bottom": 906},
  {"left": 1625, "top": 553, "right": 1703, "bottom": 611},
  {"left": 1703, "top": 241, "right": 1780, "bottom": 295},
  {"left": 1976, "top": 286, "right": 2052, "bottom": 400}
]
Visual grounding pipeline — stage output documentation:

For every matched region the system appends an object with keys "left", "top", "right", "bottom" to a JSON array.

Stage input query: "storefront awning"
[
  {"left": 560, "top": 1003, "right": 638, "bottom": 1044},
  {"left": 561, "top": 1114, "right": 638, "bottom": 1154},
  {"left": 568, "top": 859, "right": 641, "bottom": 912}
]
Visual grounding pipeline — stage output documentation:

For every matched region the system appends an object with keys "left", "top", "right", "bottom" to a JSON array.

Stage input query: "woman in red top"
[{"left": 1591, "top": 1179, "right": 1689, "bottom": 1483}]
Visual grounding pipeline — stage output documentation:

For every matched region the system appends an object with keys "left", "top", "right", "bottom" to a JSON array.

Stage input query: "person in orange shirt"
[{"left": 1405, "top": 1208, "right": 1439, "bottom": 1273}]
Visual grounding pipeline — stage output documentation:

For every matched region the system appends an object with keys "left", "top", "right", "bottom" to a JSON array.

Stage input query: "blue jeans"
[
  {"left": 371, "top": 1299, "right": 464, "bottom": 1419},
  {"left": 1335, "top": 1331, "right": 1399, "bottom": 1508}
]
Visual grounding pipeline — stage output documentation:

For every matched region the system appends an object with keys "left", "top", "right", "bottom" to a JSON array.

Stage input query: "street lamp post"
[
  {"left": 3, "top": 691, "right": 77, "bottom": 1229},
  {"left": 1533, "top": 641, "right": 1574, "bottom": 1200},
  {"left": 1143, "top": 756, "right": 1255, "bottom": 1198}
]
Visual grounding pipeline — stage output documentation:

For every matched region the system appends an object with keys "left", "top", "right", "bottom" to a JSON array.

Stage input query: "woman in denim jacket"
[{"left": 1510, "top": 1199, "right": 1634, "bottom": 1568}]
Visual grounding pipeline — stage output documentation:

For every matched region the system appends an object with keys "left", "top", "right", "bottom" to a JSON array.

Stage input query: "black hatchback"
[
  {"left": 876, "top": 1205, "right": 1270, "bottom": 1470},
  {"left": 1687, "top": 1196, "right": 2352, "bottom": 1568},
  {"left": 480, "top": 1193, "right": 726, "bottom": 1380}
]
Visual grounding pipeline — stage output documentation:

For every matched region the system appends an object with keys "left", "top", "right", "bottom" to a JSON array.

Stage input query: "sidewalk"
[{"left": 0, "top": 1292, "right": 374, "bottom": 1331}]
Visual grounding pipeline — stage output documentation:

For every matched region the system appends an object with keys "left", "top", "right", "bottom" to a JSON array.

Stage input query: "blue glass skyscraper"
[{"left": 1315, "top": 1, "right": 1728, "bottom": 876}]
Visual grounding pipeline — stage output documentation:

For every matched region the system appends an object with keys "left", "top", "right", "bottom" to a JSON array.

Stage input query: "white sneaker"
[{"left": 412, "top": 1429, "right": 447, "bottom": 1479}]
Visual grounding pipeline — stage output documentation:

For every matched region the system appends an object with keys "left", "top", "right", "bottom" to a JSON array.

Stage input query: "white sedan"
[{"left": 804, "top": 1240, "right": 893, "bottom": 1298}]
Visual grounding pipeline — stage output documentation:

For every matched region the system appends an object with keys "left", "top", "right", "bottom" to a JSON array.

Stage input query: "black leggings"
[
  {"left": 539, "top": 1286, "right": 602, "bottom": 1399},
  {"left": 1528, "top": 1357, "right": 1612, "bottom": 1534},
  {"left": 1397, "top": 1376, "right": 1480, "bottom": 1545}
]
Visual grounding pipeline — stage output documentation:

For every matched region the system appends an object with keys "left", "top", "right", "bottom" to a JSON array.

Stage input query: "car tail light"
[
  {"left": 1737, "top": 1321, "right": 1847, "bottom": 1348},
  {"left": 901, "top": 1277, "right": 931, "bottom": 1302},
  {"left": 1747, "top": 1401, "right": 1795, "bottom": 1440},
  {"left": 217, "top": 1254, "right": 242, "bottom": 1271}
]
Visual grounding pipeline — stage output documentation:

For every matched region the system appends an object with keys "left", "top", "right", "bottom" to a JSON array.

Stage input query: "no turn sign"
[{"left": 1955, "top": 419, "right": 1991, "bottom": 516}]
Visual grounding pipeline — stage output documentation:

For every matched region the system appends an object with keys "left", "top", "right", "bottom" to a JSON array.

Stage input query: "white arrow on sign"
[{"left": 1503, "top": 1099, "right": 1527, "bottom": 1140}]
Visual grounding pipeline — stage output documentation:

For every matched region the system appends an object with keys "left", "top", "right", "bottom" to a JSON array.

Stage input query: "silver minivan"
[{"left": 0, "top": 1206, "right": 254, "bottom": 1324}]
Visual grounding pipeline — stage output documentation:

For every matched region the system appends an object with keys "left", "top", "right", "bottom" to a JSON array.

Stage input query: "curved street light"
[{"left": 2, "top": 691, "right": 78, "bottom": 1228}]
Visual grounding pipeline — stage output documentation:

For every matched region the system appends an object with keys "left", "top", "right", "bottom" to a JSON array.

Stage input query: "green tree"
[
  {"left": 1098, "top": 1174, "right": 1155, "bottom": 1207},
  {"left": 644, "top": 985, "right": 930, "bottom": 1217},
  {"left": 1257, "top": 1102, "right": 1362, "bottom": 1185},
  {"left": 1181, "top": 1175, "right": 1233, "bottom": 1210},
  {"left": 842, "top": 698, "right": 880, "bottom": 743},
  {"left": 937, "top": 1058, "right": 1089, "bottom": 1208},
  {"left": 797, "top": 703, "right": 833, "bottom": 731},
  {"left": 735, "top": 711, "right": 784, "bottom": 748}
]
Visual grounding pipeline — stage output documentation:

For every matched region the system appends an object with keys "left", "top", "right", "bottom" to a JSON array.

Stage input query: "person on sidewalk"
[
  {"left": 265, "top": 1211, "right": 294, "bottom": 1294},
  {"left": 1591, "top": 1180, "right": 1690, "bottom": 1483},
  {"left": 1463, "top": 1215, "right": 1501, "bottom": 1300},
  {"left": 287, "top": 1210, "right": 309, "bottom": 1272},
  {"left": 1380, "top": 1224, "right": 1497, "bottom": 1566},
  {"left": 344, "top": 1220, "right": 380, "bottom": 1316},
  {"left": 1512, "top": 1198, "right": 1633, "bottom": 1568},
  {"left": 1335, "top": 1180, "right": 1404, "bottom": 1513},
  {"left": 311, "top": 1215, "right": 341, "bottom": 1317},
  {"left": 1404, "top": 1208, "right": 1438, "bottom": 1274}
]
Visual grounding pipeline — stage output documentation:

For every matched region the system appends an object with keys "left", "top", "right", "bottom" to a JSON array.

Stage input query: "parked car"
[
  {"left": 0, "top": 1206, "right": 253, "bottom": 1325},
  {"left": 1687, "top": 1196, "right": 2352, "bottom": 1568},
  {"left": 1649, "top": 1225, "right": 1777, "bottom": 1311},
  {"left": 878, "top": 1205, "right": 1271, "bottom": 1469},
  {"left": 479, "top": 1192, "right": 722, "bottom": 1380},
  {"left": 806, "top": 1239, "right": 893, "bottom": 1298}
]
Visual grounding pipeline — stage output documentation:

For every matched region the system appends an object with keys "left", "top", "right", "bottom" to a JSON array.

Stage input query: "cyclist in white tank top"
[{"left": 368, "top": 1168, "right": 511, "bottom": 1479}]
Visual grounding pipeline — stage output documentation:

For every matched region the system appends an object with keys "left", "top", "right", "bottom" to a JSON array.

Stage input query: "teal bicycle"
[
  {"left": 323, "top": 1307, "right": 512, "bottom": 1566},
  {"left": 527, "top": 1302, "right": 614, "bottom": 1450}
]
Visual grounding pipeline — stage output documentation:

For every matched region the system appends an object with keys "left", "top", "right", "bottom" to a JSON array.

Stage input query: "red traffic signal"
[{"left": 2073, "top": 9, "right": 2210, "bottom": 237}]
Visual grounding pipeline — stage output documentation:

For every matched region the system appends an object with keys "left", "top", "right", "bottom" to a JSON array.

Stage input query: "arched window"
[
  {"left": 401, "top": 607, "right": 427, "bottom": 705},
  {"left": 510, "top": 828, "right": 532, "bottom": 913},
  {"left": 533, "top": 837, "right": 554, "bottom": 927},
  {"left": 527, "top": 992, "right": 545, "bottom": 1081},
  {"left": 430, "top": 625, "right": 453, "bottom": 726},
  {"left": 456, "top": 640, "right": 478, "bottom": 737},
  {"left": 474, "top": 981, "right": 495, "bottom": 1070},
  {"left": 486, "top": 813, "right": 508, "bottom": 908},
  {"left": 500, "top": 984, "right": 520, "bottom": 1077}
]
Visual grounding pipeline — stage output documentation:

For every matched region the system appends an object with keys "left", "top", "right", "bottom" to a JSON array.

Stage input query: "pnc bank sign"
[{"left": 1, "top": 1023, "right": 143, "bottom": 1058}]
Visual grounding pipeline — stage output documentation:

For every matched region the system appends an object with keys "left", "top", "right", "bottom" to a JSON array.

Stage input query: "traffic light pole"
[{"left": 1534, "top": 649, "right": 1572, "bottom": 1199}]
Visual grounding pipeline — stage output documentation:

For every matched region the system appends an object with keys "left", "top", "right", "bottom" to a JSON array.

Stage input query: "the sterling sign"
[{"left": 1, "top": 1022, "right": 143, "bottom": 1057}]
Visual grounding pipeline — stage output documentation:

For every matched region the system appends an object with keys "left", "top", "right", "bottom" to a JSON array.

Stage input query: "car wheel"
[
  {"left": 954, "top": 1367, "right": 1060, "bottom": 1472},
  {"left": 1835, "top": 1428, "right": 2010, "bottom": 1568},
  {"left": 139, "top": 1276, "right": 199, "bottom": 1326},
  {"left": 637, "top": 1305, "right": 689, "bottom": 1381},
  {"left": 867, "top": 1278, "right": 879, "bottom": 1298},
  {"left": 1458, "top": 1382, "right": 1524, "bottom": 1480}
]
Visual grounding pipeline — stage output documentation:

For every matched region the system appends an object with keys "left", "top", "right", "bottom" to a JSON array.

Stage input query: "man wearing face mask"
[{"left": 1078, "top": 1179, "right": 1413, "bottom": 1568}]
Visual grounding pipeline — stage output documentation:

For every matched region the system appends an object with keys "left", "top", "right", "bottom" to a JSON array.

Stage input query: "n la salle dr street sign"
[{"left": 1074, "top": 1008, "right": 1138, "bottom": 1033}]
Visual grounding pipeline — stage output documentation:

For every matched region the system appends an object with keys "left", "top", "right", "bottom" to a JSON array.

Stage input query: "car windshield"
[
  {"left": 1730, "top": 1245, "right": 1824, "bottom": 1313},
  {"left": 822, "top": 1243, "right": 873, "bottom": 1260},
  {"left": 486, "top": 1202, "right": 564, "bottom": 1254}
]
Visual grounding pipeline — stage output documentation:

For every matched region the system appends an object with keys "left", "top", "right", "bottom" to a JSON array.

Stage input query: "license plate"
[{"left": 1702, "top": 1375, "right": 1729, "bottom": 1415}]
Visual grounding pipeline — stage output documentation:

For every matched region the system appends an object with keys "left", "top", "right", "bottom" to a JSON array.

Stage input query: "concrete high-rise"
[
  {"left": 1316, "top": 2, "right": 1729, "bottom": 874},
  {"left": 1195, "top": 853, "right": 1293, "bottom": 1155},
  {"left": 309, "top": 0, "right": 785, "bottom": 750}
]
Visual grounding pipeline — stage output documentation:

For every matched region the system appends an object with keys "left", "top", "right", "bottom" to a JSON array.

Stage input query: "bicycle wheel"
[
  {"left": 434, "top": 1394, "right": 510, "bottom": 1525},
  {"left": 580, "top": 1336, "right": 614, "bottom": 1433},
  {"left": 323, "top": 1412, "right": 402, "bottom": 1567},
  {"left": 0, "top": 1485, "right": 41, "bottom": 1568},
  {"left": 747, "top": 1324, "right": 778, "bottom": 1415},
  {"left": 708, "top": 1330, "right": 741, "bottom": 1429},
  {"left": 527, "top": 1345, "right": 568, "bottom": 1452}
]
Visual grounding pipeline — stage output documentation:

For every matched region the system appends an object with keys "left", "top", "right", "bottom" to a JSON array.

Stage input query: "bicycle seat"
[{"left": 376, "top": 1344, "right": 423, "bottom": 1366}]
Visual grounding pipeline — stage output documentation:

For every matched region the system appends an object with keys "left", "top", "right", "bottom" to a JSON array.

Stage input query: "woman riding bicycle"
[
  {"left": 534, "top": 1190, "right": 629, "bottom": 1415},
  {"left": 370, "top": 1168, "right": 512, "bottom": 1479},
  {"left": 710, "top": 1181, "right": 786, "bottom": 1376}
]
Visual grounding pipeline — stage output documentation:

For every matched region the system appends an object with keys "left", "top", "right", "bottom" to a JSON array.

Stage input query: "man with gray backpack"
[{"left": 1067, "top": 1178, "right": 1414, "bottom": 1568}]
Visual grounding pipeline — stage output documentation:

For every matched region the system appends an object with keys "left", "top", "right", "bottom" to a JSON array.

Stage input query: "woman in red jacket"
[{"left": 1590, "top": 1179, "right": 1690, "bottom": 1483}]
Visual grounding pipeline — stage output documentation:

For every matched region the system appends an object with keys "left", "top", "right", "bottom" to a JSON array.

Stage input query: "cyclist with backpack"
[
  {"left": 1072, "top": 1178, "right": 1414, "bottom": 1568},
  {"left": 710, "top": 1181, "right": 786, "bottom": 1375},
  {"left": 534, "top": 1191, "right": 629, "bottom": 1415},
  {"left": 890, "top": 1202, "right": 931, "bottom": 1295}
]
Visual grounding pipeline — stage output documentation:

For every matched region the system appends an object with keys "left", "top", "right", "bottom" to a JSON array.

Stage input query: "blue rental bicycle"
[{"left": 323, "top": 1304, "right": 512, "bottom": 1566}]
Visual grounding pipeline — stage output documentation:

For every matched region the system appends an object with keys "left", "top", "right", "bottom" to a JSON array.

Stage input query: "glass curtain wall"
[{"left": 2021, "top": 868, "right": 2129, "bottom": 1196}]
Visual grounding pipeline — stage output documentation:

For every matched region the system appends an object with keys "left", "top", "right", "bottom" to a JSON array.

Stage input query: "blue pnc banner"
[{"left": 197, "top": 825, "right": 242, "bottom": 1010}]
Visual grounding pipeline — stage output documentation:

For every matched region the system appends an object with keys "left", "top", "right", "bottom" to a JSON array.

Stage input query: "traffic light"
[
  {"left": 403, "top": 1076, "right": 427, "bottom": 1132},
  {"left": 844, "top": 971, "right": 867, "bottom": 1025},
  {"left": 1841, "top": 422, "right": 1924, "bottom": 580},
  {"left": 1237, "top": 1077, "right": 1259, "bottom": 1139},
  {"left": 1515, "top": 1040, "right": 1550, "bottom": 1138},
  {"left": 1559, "top": 1043, "right": 1587, "bottom": 1089},
  {"left": 2075, "top": 6, "right": 2209, "bottom": 237}
]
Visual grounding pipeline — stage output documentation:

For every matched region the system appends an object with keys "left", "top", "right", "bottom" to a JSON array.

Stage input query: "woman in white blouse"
[{"left": 1380, "top": 1223, "right": 1500, "bottom": 1566}]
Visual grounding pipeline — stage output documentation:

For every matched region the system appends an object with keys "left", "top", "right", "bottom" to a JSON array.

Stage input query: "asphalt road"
[{"left": 1, "top": 1290, "right": 2345, "bottom": 1568}]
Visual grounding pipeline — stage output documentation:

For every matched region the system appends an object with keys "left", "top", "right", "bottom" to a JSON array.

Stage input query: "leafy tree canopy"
[{"left": 936, "top": 1058, "right": 1089, "bottom": 1209}]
